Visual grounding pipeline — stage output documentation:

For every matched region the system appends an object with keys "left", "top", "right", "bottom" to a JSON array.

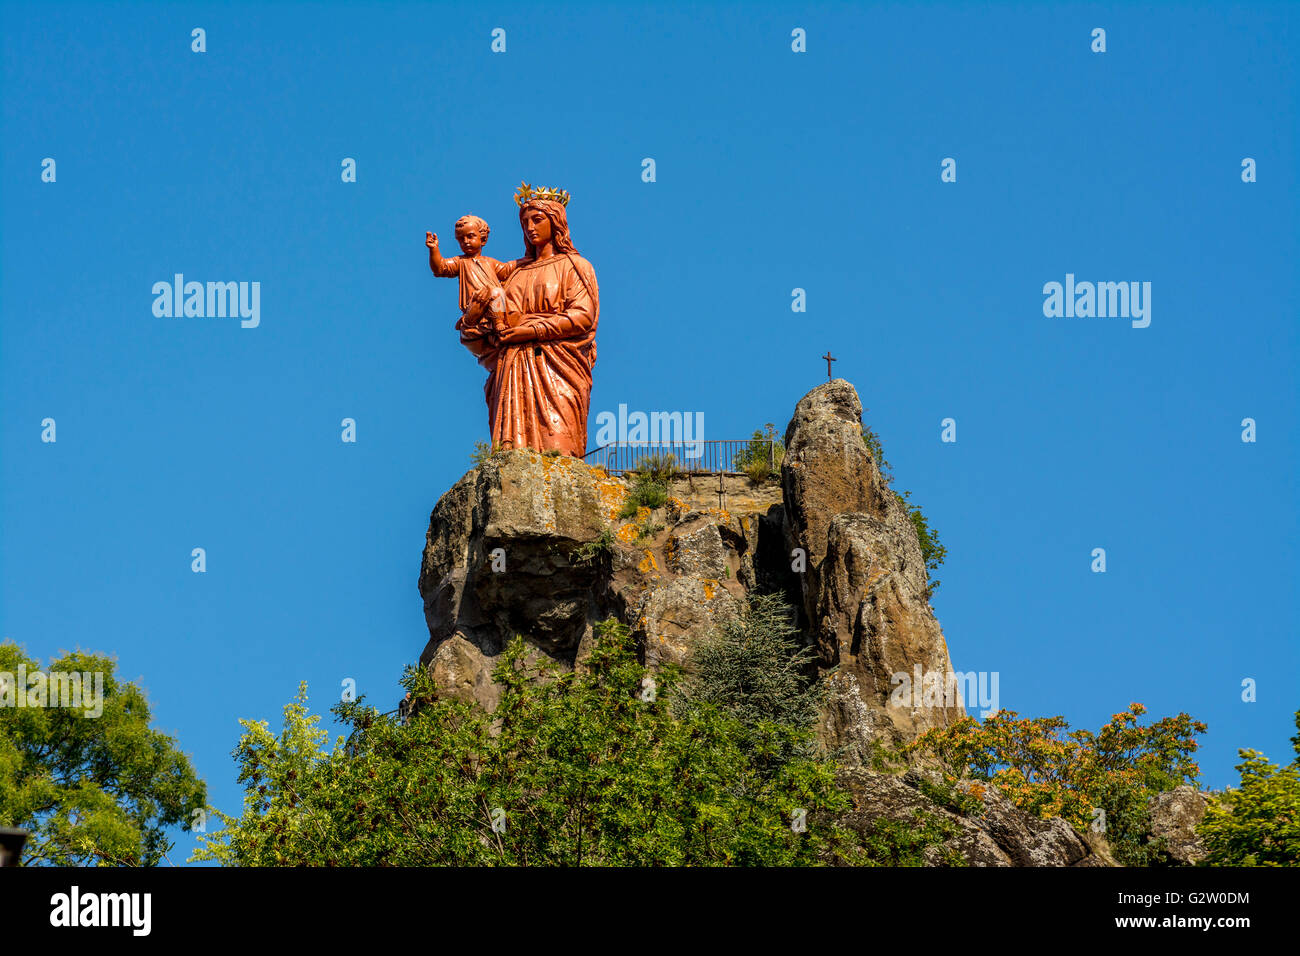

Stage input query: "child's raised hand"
[{"left": 426, "top": 231, "right": 438, "bottom": 249}]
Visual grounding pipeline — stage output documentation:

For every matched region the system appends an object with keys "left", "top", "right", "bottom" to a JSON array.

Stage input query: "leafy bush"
[
  {"left": 570, "top": 528, "right": 617, "bottom": 565},
  {"left": 896, "top": 489, "right": 947, "bottom": 589},
  {"left": 917, "top": 775, "right": 985, "bottom": 818},
  {"left": 618, "top": 471, "right": 669, "bottom": 519},
  {"left": 1197, "top": 709, "right": 1300, "bottom": 866},
  {"left": 861, "top": 426, "right": 891, "bottom": 481},
  {"left": 470, "top": 440, "right": 500, "bottom": 465},
  {"left": 193, "top": 620, "right": 862, "bottom": 866},
  {"left": 858, "top": 812, "right": 965, "bottom": 866},
  {"left": 734, "top": 424, "right": 784, "bottom": 483},
  {"left": 904, "top": 704, "right": 1206, "bottom": 866},
  {"left": 861, "top": 426, "right": 946, "bottom": 593}
]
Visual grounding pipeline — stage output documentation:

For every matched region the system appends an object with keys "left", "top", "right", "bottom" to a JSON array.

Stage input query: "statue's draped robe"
[
  {"left": 431, "top": 254, "right": 515, "bottom": 313},
  {"left": 456, "top": 252, "right": 598, "bottom": 457}
]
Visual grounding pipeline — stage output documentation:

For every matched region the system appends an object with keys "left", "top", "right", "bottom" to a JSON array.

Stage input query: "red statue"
[{"left": 430, "top": 183, "right": 599, "bottom": 458}]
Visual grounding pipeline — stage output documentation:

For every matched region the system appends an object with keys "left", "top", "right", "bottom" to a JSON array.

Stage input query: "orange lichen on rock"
[
  {"left": 597, "top": 478, "right": 628, "bottom": 521},
  {"left": 638, "top": 550, "right": 660, "bottom": 574},
  {"left": 864, "top": 565, "right": 888, "bottom": 595}
]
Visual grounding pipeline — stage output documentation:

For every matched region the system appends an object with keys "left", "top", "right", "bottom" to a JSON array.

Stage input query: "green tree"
[
  {"left": 0, "top": 643, "right": 207, "bottom": 866},
  {"left": 1198, "top": 709, "right": 1300, "bottom": 866},
  {"left": 675, "top": 592, "right": 823, "bottom": 763},
  {"left": 194, "top": 619, "right": 860, "bottom": 866}
]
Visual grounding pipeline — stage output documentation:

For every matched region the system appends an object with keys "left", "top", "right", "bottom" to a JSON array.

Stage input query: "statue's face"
[
  {"left": 522, "top": 209, "right": 552, "bottom": 250},
  {"left": 456, "top": 227, "right": 485, "bottom": 255}
]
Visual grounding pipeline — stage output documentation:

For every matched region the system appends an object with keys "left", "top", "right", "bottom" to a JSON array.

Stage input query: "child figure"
[{"left": 426, "top": 215, "right": 518, "bottom": 332}]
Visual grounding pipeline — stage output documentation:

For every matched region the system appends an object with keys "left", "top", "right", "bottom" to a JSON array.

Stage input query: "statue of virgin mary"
[{"left": 455, "top": 184, "right": 598, "bottom": 459}]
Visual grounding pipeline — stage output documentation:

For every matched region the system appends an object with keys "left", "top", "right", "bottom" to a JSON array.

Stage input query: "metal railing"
[{"left": 582, "top": 440, "right": 776, "bottom": 476}]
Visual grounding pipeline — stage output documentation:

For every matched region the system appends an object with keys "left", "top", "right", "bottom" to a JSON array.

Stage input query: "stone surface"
[
  {"left": 832, "top": 767, "right": 1117, "bottom": 867},
  {"left": 1148, "top": 785, "right": 1211, "bottom": 864}
]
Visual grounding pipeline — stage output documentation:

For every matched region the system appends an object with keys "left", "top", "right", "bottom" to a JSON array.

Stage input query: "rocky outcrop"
[
  {"left": 783, "top": 381, "right": 964, "bottom": 757},
  {"left": 417, "top": 453, "right": 622, "bottom": 710},
  {"left": 1148, "top": 785, "right": 1211, "bottom": 864},
  {"left": 418, "top": 380, "right": 964, "bottom": 752},
  {"left": 832, "top": 767, "right": 1117, "bottom": 867},
  {"left": 416, "top": 451, "right": 776, "bottom": 708},
  {"left": 412, "top": 381, "right": 1119, "bottom": 866}
]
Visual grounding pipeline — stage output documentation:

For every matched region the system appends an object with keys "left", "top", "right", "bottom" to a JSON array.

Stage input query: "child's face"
[{"left": 456, "top": 227, "right": 486, "bottom": 256}]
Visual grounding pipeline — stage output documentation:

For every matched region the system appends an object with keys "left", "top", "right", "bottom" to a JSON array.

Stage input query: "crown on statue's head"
[{"left": 514, "top": 181, "right": 571, "bottom": 207}]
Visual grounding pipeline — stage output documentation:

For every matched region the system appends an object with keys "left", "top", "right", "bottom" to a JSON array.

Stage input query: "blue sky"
[{"left": 2, "top": 0, "right": 1296, "bottom": 862}]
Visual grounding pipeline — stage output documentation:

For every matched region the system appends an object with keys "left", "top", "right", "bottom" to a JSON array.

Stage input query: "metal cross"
[{"left": 823, "top": 351, "right": 837, "bottom": 381}]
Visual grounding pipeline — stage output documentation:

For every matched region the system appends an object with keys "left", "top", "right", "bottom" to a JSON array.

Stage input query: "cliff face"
[
  {"left": 415, "top": 379, "right": 1114, "bottom": 866},
  {"left": 417, "top": 379, "right": 963, "bottom": 755}
]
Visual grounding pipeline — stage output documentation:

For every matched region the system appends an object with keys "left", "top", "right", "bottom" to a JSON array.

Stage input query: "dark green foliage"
[
  {"left": 1197, "top": 709, "right": 1300, "bottom": 866},
  {"left": 859, "top": 812, "right": 965, "bottom": 866},
  {"left": 618, "top": 471, "right": 669, "bottom": 518},
  {"left": 1089, "top": 774, "right": 1170, "bottom": 866},
  {"left": 675, "top": 592, "right": 823, "bottom": 761},
  {"left": 570, "top": 528, "right": 617, "bottom": 565},
  {"left": 0, "top": 643, "right": 207, "bottom": 866},
  {"left": 860, "top": 426, "right": 891, "bottom": 481},
  {"left": 861, "top": 426, "right": 946, "bottom": 593},
  {"left": 194, "top": 619, "right": 862, "bottom": 866},
  {"left": 917, "top": 775, "right": 985, "bottom": 818},
  {"left": 896, "top": 489, "right": 947, "bottom": 591}
]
